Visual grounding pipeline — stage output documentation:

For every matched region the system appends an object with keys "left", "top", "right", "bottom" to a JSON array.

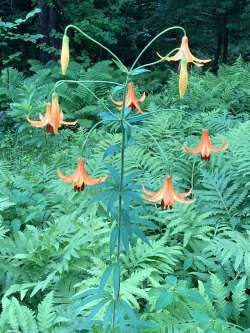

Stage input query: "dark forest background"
[{"left": 1, "top": 0, "right": 250, "bottom": 72}]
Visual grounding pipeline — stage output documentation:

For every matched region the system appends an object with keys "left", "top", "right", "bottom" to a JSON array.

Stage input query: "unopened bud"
[
  {"left": 51, "top": 93, "right": 60, "bottom": 112},
  {"left": 61, "top": 35, "right": 70, "bottom": 75},
  {"left": 179, "top": 59, "right": 188, "bottom": 98},
  {"left": 51, "top": 93, "right": 61, "bottom": 134}
]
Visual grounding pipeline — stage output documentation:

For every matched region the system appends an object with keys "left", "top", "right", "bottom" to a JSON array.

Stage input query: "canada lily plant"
[{"left": 29, "top": 24, "right": 218, "bottom": 332}]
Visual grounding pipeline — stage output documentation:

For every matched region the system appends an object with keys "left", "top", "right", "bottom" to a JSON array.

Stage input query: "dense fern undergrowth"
[{"left": 0, "top": 59, "right": 250, "bottom": 332}]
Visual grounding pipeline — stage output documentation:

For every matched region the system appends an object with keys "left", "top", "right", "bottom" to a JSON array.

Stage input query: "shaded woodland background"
[{"left": 1, "top": 0, "right": 250, "bottom": 72}]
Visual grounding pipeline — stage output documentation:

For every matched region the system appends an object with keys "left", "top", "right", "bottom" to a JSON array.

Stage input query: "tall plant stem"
[{"left": 111, "top": 74, "right": 129, "bottom": 332}]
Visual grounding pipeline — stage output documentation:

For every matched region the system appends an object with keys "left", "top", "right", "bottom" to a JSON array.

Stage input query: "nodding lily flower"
[
  {"left": 61, "top": 34, "right": 70, "bottom": 75},
  {"left": 182, "top": 129, "right": 228, "bottom": 160},
  {"left": 27, "top": 94, "right": 77, "bottom": 134},
  {"left": 158, "top": 36, "right": 211, "bottom": 66},
  {"left": 158, "top": 35, "right": 210, "bottom": 97},
  {"left": 143, "top": 175, "right": 194, "bottom": 210},
  {"left": 57, "top": 158, "right": 107, "bottom": 192},
  {"left": 112, "top": 82, "right": 146, "bottom": 114}
]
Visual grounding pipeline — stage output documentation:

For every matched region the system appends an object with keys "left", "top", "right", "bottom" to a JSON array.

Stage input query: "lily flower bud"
[
  {"left": 179, "top": 59, "right": 188, "bottom": 98},
  {"left": 61, "top": 34, "right": 70, "bottom": 75}
]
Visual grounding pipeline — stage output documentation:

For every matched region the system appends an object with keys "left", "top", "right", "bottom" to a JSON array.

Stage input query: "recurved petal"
[
  {"left": 27, "top": 116, "right": 48, "bottom": 128},
  {"left": 157, "top": 51, "right": 182, "bottom": 62},
  {"left": 210, "top": 142, "right": 228, "bottom": 152},
  {"left": 133, "top": 102, "right": 144, "bottom": 114},
  {"left": 57, "top": 169, "right": 74, "bottom": 183},
  {"left": 111, "top": 97, "right": 123, "bottom": 106},
  {"left": 144, "top": 188, "right": 165, "bottom": 203},
  {"left": 143, "top": 186, "right": 161, "bottom": 197},
  {"left": 83, "top": 173, "right": 107, "bottom": 186},
  {"left": 139, "top": 92, "right": 146, "bottom": 103},
  {"left": 176, "top": 188, "right": 192, "bottom": 198},
  {"left": 174, "top": 193, "right": 195, "bottom": 204},
  {"left": 61, "top": 120, "right": 78, "bottom": 125},
  {"left": 144, "top": 196, "right": 162, "bottom": 203},
  {"left": 182, "top": 144, "right": 202, "bottom": 154},
  {"left": 192, "top": 55, "right": 211, "bottom": 63},
  {"left": 192, "top": 61, "right": 204, "bottom": 67}
]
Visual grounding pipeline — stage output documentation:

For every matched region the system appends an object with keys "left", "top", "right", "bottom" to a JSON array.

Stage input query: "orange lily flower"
[
  {"left": 158, "top": 36, "right": 211, "bottom": 66},
  {"left": 182, "top": 129, "right": 228, "bottom": 160},
  {"left": 158, "top": 36, "right": 210, "bottom": 97},
  {"left": 57, "top": 158, "right": 107, "bottom": 192},
  {"left": 143, "top": 175, "right": 194, "bottom": 209},
  {"left": 27, "top": 94, "right": 77, "bottom": 134},
  {"left": 112, "top": 82, "right": 146, "bottom": 114}
]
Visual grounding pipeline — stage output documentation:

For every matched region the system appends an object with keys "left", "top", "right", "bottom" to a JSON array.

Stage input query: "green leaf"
[
  {"left": 103, "top": 144, "right": 120, "bottom": 159},
  {"left": 190, "top": 310, "right": 209, "bottom": 324},
  {"left": 99, "top": 264, "right": 114, "bottom": 291},
  {"left": 165, "top": 275, "right": 177, "bottom": 286},
  {"left": 130, "top": 68, "right": 150, "bottom": 76},
  {"left": 100, "top": 112, "right": 119, "bottom": 121},
  {"left": 177, "top": 287, "right": 205, "bottom": 304},
  {"left": 155, "top": 290, "right": 173, "bottom": 310},
  {"left": 37, "top": 291, "right": 56, "bottom": 332}
]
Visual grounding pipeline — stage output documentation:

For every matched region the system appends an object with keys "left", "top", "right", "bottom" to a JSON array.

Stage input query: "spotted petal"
[{"left": 174, "top": 193, "right": 195, "bottom": 204}]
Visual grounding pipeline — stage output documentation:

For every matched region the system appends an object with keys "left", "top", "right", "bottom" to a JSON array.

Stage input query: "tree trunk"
[
  {"left": 212, "top": 12, "right": 222, "bottom": 73},
  {"left": 222, "top": 13, "right": 228, "bottom": 63},
  {"left": 38, "top": 0, "right": 50, "bottom": 62},
  {"left": 38, "top": 0, "right": 61, "bottom": 63}
]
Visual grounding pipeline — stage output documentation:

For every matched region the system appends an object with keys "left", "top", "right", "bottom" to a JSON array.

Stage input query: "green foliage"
[
  {"left": 0, "top": 8, "right": 42, "bottom": 67},
  {"left": 1, "top": 57, "right": 250, "bottom": 332},
  {"left": 0, "top": 60, "right": 124, "bottom": 132}
]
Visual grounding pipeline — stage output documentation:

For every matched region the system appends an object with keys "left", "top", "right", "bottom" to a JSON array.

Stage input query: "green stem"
[
  {"left": 132, "top": 47, "right": 180, "bottom": 71},
  {"left": 112, "top": 75, "right": 130, "bottom": 332},
  {"left": 65, "top": 25, "right": 124, "bottom": 69},
  {"left": 54, "top": 79, "right": 123, "bottom": 90},
  {"left": 130, "top": 26, "right": 186, "bottom": 71},
  {"left": 81, "top": 120, "right": 106, "bottom": 155}
]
